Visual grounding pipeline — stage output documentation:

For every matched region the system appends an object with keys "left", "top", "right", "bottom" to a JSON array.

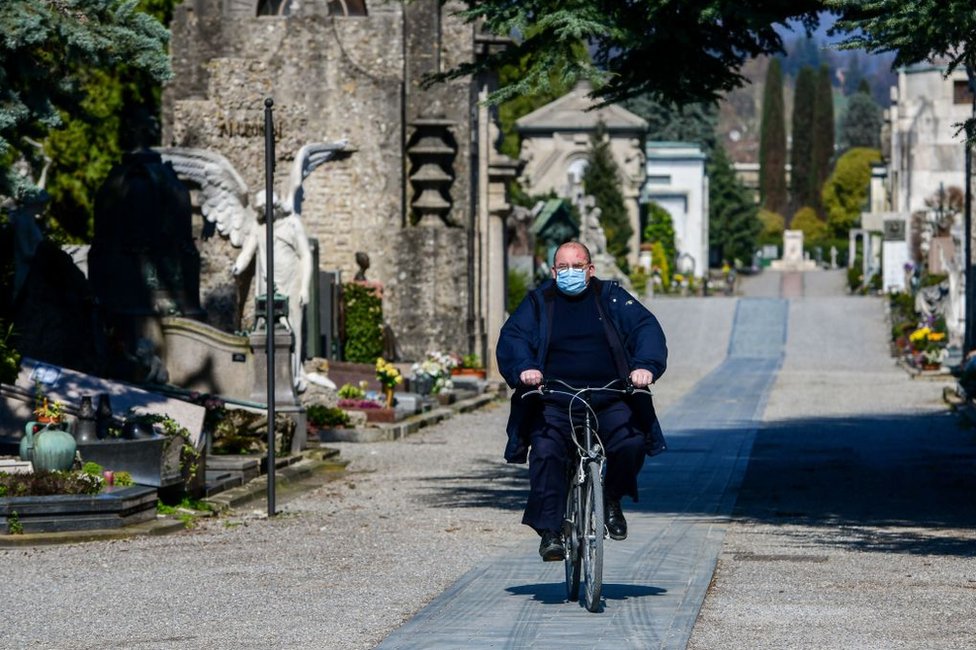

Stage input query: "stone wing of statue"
[
  {"left": 155, "top": 147, "right": 253, "bottom": 246},
  {"left": 284, "top": 140, "right": 354, "bottom": 217}
]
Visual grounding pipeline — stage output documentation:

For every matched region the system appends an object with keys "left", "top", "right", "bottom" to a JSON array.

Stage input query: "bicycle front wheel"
[
  {"left": 582, "top": 461, "right": 604, "bottom": 612},
  {"left": 564, "top": 479, "right": 582, "bottom": 601}
]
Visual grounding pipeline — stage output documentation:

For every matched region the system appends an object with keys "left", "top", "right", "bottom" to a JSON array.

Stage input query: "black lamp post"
[
  {"left": 264, "top": 97, "right": 277, "bottom": 517},
  {"left": 964, "top": 67, "right": 976, "bottom": 355}
]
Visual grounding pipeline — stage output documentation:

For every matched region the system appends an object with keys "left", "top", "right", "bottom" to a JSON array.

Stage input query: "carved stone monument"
[{"left": 771, "top": 230, "right": 817, "bottom": 271}]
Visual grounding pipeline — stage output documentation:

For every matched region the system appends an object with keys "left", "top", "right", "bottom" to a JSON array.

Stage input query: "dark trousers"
[{"left": 522, "top": 396, "right": 646, "bottom": 533}]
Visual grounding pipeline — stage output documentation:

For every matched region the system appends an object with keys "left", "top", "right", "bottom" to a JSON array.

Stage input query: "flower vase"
[{"left": 384, "top": 387, "right": 394, "bottom": 408}]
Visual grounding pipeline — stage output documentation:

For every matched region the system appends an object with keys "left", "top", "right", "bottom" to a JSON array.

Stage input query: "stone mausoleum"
[
  {"left": 162, "top": 0, "right": 515, "bottom": 373},
  {"left": 515, "top": 81, "right": 647, "bottom": 268}
]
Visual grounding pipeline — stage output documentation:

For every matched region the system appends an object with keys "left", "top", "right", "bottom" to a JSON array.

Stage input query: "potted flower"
[
  {"left": 375, "top": 357, "right": 403, "bottom": 407},
  {"left": 452, "top": 353, "right": 487, "bottom": 379},
  {"left": 410, "top": 351, "right": 456, "bottom": 399},
  {"left": 21, "top": 385, "right": 76, "bottom": 472},
  {"left": 909, "top": 326, "right": 947, "bottom": 370}
]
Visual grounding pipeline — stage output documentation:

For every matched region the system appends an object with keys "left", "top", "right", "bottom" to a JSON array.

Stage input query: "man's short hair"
[{"left": 557, "top": 241, "right": 592, "bottom": 264}]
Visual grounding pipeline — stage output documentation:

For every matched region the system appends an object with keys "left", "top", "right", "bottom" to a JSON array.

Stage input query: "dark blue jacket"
[{"left": 496, "top": 277, "right": 668, "bottom": 462}]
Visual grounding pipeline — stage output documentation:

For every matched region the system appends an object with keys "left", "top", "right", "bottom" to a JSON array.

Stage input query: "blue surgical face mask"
[{"left": 556, "top": 267, "right": 587, "bottom": 295}]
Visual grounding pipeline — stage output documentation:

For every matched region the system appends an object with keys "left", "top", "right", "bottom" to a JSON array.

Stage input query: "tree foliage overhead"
[
  {"left": 623, "top": 96, "right": 718, "bottom": 154},
  {"left": 830, "top": 0, "right": 976, "bottom": 141},
  {"left": 708, "top": 145, "right": 760, "bottom": 265},
  {"left": 0, "top": 0, "right": 171, "bottom": 201},
  {"left": 436, "top": 1, "right": 822, "bottom": 108},
  {"left": 759, "top": 58, "right": 787, "bottom": 216},
  {"left": 583, "top": 121, "right": 632, "bottom": 271}
]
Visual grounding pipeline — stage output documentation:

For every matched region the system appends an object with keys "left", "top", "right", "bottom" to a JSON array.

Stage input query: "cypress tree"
[
  {"left": 810, "top": 65, "right": 836, "bottom": 216},
  {"left": 759, "top": 58, "right": 787, "bottom": 216},
  {"left": 583, "top": 121, "right": 633, "bottom": 271},
  {"left": 789, "top": 66, "right": 816, "bottom": 215}
]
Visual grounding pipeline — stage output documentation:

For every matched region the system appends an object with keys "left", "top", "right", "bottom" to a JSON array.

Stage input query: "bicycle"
[{"left": 523, "top": 378, "right": 651, "bottom": 612}]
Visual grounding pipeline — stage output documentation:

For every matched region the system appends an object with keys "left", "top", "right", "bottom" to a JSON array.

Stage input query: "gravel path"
[
  {"left": 0, "top": 402, "right": 533, "bottom": 649},
  {"left": 687, "top": 271, "right": 976, "bottom": 650}
]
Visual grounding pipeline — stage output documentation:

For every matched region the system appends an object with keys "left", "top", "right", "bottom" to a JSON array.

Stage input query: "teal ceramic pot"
[
  {"left": 19, "top": 421, "right": 41, "bottom": 461},
  {"left": 22, "top": 423, "right": 77, "bottom": 471}
]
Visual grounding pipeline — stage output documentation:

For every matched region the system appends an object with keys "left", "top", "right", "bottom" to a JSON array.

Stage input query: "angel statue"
[{"left": 156, "top": 141, "right": 352, "bottom": 393}]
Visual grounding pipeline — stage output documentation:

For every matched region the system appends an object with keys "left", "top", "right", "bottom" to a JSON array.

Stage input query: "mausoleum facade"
[{"left": 162, "top": 0, "right": 513, "bottom": 371}]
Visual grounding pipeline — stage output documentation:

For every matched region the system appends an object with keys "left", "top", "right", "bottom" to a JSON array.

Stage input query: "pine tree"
[
  {"left": 839, "top": 90, "right": 883, "bottom": 151},
  {"left": 642, "top": 202, "right": 677, "bottom": 269},
  {"left": 709, "top": 145, "right": 761, "bottom": 265},
  {"left": 583, "top": 122, "right": 633, "bottom": 271},
  {"left": 623, "top": 96, "right": 718, "bottom": 155},
  {"left": 790, "top": 66, "right": 816, "bottom": 215},
  {"left": 0, "top": 0, "right": 171, "bottom": 201},
  {"left": 810, "top": 65, "right": 836, "bottom": 216},
  {"left": 42, "top": 0, "right": 178, "bottom": 240},
  {"left": 759, "top": 58, "right": 788, "bottom": 216}
]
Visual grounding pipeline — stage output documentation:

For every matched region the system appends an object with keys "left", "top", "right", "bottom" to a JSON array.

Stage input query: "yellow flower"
[
  {"left": 909, "top": 327, "right": 931, "bottom": 343},
  {"left": 928, "top": 332, "right": 946, "bottom": 342}
]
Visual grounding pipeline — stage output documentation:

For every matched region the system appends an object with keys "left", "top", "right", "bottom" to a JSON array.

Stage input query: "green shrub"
[
  {"left": 338, "top": 383, "right": 366, "bottom": 399},
  {"left": 0, "top": 470, "right": 102, "bottom": 497},
  {"left": 650, "top": 240, "right": 670, "bottom": 291},
  {"left": 81, "top": 462, "right": 104, "bottom": 478},
  {"left": 342, "top": 283, "right": 383, "bottom": 363},
  {"left": 114, "top": 471, "right": 134, "bottom": 487},
  {"left": 629, "top": 266, "right": 648, "bottom": 294},
  {"left": 507, "top": 269, "right": 530, "bottom": 314},
  {"left": 306, "top": 404, "right": 351, "bottom": 428}
]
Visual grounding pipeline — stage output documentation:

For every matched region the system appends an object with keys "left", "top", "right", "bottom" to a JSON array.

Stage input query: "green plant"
[
  {"left": 337, "top": 382, "right": 366, "bottom": 400},
  {"left": 0, "top": 470, "right": 101, "bottom": 497},
  {"left": 306, "top": 404, "right": 351, "bottom": 428},
  {"left": 506, "top": 268, "right": 530, "bottom": 314},
  {"left": 461, "top": 354, "right": 482, "bottom": 369},
  {"left": 113, "top": 471, "right": 134, "bottom": 487},
  {"left": 650, "top": 240, "right": 671, "bottom": 291},
  {"left": 8, "top": 511, "right": 22, "bottom": 535},
  {"left": 0, "top": 321, "right": 21, "bottom": 385},
  {"left": 32, "top": 383, "right": 65, "bottom": 423},
  {"left": 629, "top": 266, "right": 648, "bottom": 294},
  {"left": 127, "top": 412, "right": 201, "bottom": 482},
  {"left": 342, "top": 282, "right": 383, "bottom": 363},
  {"left": 81, "top": 462, "right": 104, "bottom": 478},
  {"left": 156, "top": 497, "right": 212, "bottom": 529}
]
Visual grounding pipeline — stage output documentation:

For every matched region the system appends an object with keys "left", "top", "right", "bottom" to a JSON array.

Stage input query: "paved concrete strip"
[{"left": 377, "top": 299, "right": 788, "bottom": 649}]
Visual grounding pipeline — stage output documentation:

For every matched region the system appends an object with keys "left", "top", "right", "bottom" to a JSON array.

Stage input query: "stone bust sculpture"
[{"left": 354, "top": 251, "right": 370, "bottom": 281}]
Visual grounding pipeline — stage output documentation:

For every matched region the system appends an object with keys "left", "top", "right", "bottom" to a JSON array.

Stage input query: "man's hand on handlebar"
[
  {"left": 629, "top": 368, "right": 654, "bottom": 388},
  {"left": 520, "top": 369, "right": 543, "bottom": 386}
]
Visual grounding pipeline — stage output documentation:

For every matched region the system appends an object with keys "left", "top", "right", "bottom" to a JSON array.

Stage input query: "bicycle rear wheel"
[
  {"left": 582, "top": 461, "right": 604, "bottom": 612},
  {"left": 563, "top": 480, "right": 581, "bottom": 601}
]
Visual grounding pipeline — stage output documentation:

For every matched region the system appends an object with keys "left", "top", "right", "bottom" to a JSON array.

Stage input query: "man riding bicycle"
[{"left": 496, "top": 241, "right": 668, "bottom": 561}]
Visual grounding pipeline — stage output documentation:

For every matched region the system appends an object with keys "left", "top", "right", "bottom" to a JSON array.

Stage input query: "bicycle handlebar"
[{"left": 520, "top": 377, "right": 652, "bottom": 400}]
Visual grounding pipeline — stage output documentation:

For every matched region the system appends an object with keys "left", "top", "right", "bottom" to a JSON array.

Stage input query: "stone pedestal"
[{"left": 249, "top": 330, "right": 306, "bottom": 453}]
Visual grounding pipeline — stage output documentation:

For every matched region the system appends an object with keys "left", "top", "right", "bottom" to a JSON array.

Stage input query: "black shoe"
[
  {"left": 606, "top": 499, "right": 627, "bottom": 540},
  {"left": 539, "top": 529, "right": 566, "bottom": 561}
]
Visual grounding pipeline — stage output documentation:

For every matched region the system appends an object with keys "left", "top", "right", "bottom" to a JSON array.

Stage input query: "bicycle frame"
[{"left": 523, "top": 378, "right": 652, "bottom": 612}]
